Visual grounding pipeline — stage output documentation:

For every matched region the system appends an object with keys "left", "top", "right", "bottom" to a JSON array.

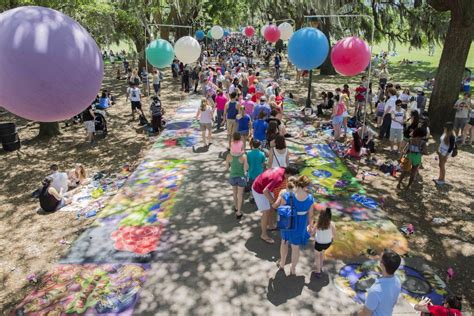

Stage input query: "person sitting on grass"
[
  {"left": 346, "top": 131, "right": 363, "bottom": 159},
  {"left": 67, "top": 164, "right": 88, "bottom": 188},
  {"left": 39, "top": 177, "right": 71, "bottom": 212},
  {"left": 414, "top": 295, "right": 463, "bottom": 316}
]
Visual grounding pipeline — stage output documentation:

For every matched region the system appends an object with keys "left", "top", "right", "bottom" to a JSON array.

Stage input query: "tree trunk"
[
  {"left": 38, "top": 122, "right": 60, "bottom": 138},
  {"left": 428, "top": 6, "right": 473, "bottom": 133},
  {"left": 319, "top": 18, "right": 336, "bottom": 75}
]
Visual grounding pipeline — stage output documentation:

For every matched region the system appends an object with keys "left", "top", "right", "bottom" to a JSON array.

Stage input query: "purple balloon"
[{"left": 0, "top": 6, "right": 103, "bottom": 122}]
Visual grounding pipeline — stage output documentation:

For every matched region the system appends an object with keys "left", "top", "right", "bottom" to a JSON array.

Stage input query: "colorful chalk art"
[
  {"left": 15, "top": 99, "right": 197, "bottom": 314},
  {"left": 282, "top": 95, "right": 449, "bottom": 307},
  {"left": 14, "top": 264, "right": 148, "bottom": 315}
]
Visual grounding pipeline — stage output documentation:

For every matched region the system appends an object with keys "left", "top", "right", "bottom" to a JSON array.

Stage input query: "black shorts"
[
  {"left": 131, "top": 101, "right": 142, "bottom": 111},
  {"left": 314, "top": 241, "right": 332, "bottom": 252}
]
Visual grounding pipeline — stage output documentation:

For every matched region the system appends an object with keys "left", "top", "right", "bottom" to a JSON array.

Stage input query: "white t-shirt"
[
  {"left": 199, "top": 107, "right": 213, "bottom": 124},
  {"left": 50, "top": 171, "right": 68, "bottom": 194},
  {"left": 265, "top": 86, "right": 274, "bottom": 97},
  {"left": 384, "top": 96, "right": 397, "bottom": 113},
  {"left": 127, "top": 87, "right": 141, "bottom": 102},
  {"left": 315, "top": 226, "right": 333, "bottom": 244},
  {"left": 399, "top": 93, "right": 410, "bottom": 103},
  {"left": 391, "top": 108, "right": 405, "bottom": 129}
]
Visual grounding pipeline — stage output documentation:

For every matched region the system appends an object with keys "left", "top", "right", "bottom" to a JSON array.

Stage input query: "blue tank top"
[{"left": 227, "top": 101, "right": 238, "bottom": 119}]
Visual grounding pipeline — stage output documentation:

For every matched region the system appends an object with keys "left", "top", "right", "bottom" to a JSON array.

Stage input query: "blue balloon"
[
  {"left": 224, "top": 29, "right": 230, "bottom": 37},
  {"left": 195, "top": 30, "right": 205, "bottom": 41},
  {"left": 288, "top": 27, "right": 329, "bottom": 70}
]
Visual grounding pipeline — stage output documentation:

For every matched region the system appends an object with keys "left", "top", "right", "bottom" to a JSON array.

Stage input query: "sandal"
[
  {"left": 236, "top": 212, "right": 243, "bottom": 220},
  {"left": 267, "top": 226, "right": 279, "bottom": 231},
  {"left": 260, "top": 236, "right": 275, "bottom": 244}
]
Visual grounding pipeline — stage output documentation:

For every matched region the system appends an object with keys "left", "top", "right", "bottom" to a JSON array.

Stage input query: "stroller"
[{"left": 94, "top": 111, "right": 107, "bottom": 139}]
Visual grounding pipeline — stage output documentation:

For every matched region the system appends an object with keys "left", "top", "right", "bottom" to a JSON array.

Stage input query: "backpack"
[
  {"left": 277, "top": 193, "right": 296, "bottom": 231},
  {"left": 452, "top": 143, "right": 458, "bottom": 158},
  {"left": 139, "top": 114, "right": 149, "bottom": 126}
]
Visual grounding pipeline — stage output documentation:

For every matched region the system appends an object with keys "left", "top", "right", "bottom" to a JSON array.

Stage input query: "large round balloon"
[
  {"left": 195, "top": 30, "right": 205, "bottom": 41},
  {"left": 0, "top": 6, "right": 103, "bottom": 122},
  {"left": 210, "top": 25, "right": 224, "bottom": 40},
  {"left": 278, "top": 22, "right": 294, "bottom": 41},
  {"left": 264, "top": 25, "right": 280, "bottom": 43},
  {"left": 331, "top": 36, "right": 371, "bottom": 76},
  {"left": 244, "top": 26, "right": 255, "bottom": 38},
  {"left": 260, "top": 24, "right": 268, "bottom": 37},
  {"left": 174, "top": 36, "right": 201, "bottom": 64},
  {"left": 288, "top": 27, "right": 329, "bottom": 70},
  {"left": 146, "top": 39, "right": 174, "bottom": 69}
]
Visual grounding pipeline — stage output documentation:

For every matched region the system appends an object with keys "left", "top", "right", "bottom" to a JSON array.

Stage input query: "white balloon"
[
  {"left": 210, "top": 25, "right": 224, "bottom": 39},
  {"left": 260, "top": 24, "right": 268, "bottom": 37},
  {"left": 174, "top": 36, "right": 201, "bottom": 64},
  {"left": 278, "top": 22, "right": 294, "bottom": 41}
]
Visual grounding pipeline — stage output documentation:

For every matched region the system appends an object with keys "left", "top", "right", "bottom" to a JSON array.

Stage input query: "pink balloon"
[
  {"left": 0, "top": 6, "right": 103, "bottom": 122},
  {"left": 244, "top": 26, "right": 255, "bottom": 37},
  {"left": 264, "top": 25, "right": 280, "bottom": 43},
  {"left": 331, "top": 36, "right": 371, "bottom": 76}
]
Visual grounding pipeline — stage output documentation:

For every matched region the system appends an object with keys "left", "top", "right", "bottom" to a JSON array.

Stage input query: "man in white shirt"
[
  {"left": 49, "top": 164, "right": 68, "bottom": 194},
  {"left": 390, "top": 100, "right": 405, "bottom": 153},
  {"left": 379, "top": 88, "right": 397, "bottom": 139},
  {"left": 126, "top": 84, "right": 143, "bottom": 120}
]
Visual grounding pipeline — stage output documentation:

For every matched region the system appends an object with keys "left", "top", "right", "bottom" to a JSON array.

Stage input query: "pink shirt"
[
  {"left": 242, "top": 100, "right": 255, "bottom": 116},
  {"left": 215, "top": 94, "right": 228, "bottom": 111}
]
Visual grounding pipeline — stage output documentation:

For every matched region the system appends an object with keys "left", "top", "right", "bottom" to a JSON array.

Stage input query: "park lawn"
[{"left": 312, "top": 41, "right": 473, "bottom": 90}]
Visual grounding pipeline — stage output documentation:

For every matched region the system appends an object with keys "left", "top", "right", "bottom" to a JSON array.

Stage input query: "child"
[
  {"left": 253, "top": 111, "right": 269, "bottom": 147},
  {"left": 346, "top": 132, "right": 362, "bottom": 159},
  {"left": 342, "top": 84, "right": 350, "bottom": 99},
  {"left": 149, "top": 95, "right": 164, "bottom": 133},
  {"left": 225, "top": 132, "right": 248, "bottom": 219},
  {"left": 246, "top": 139, "right": 266, "bottom": 192},
  {"left": 311, "top": 208, "right": 336, "bottom": 277},
  {"left": 376, "top": 98, "right": 385, "bottom": 127},
  {"left": 236, "top": 107, "right": 252, "bottom": 150}
]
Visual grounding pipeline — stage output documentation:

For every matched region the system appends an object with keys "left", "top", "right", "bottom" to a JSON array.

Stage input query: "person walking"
[
  {"left": 196, "top": 98, "right": 214, "bottom": 147},
  {"left": 380, "top": 88, "right": 397, "bottom": 139},
  {"left": 311, "top": 207, "right": 336, "bottom": 278},
  {"left": 268, "top": 135, "right": 289, "bottom": 168},
  {"left": 149, "top": 95, "right": 164, "bottom": 133},
  {"left": 252, "top": 166, "right": 299, "bottom": 244},
  {"left": 152, "top": 69, "right": 163, "bottom": 95},
  {"left": 223, "top": 92, "right": 239, "bottom": 150},
  {"left": 434, "top": 122, "right": 456, "bottom": 186},
  {"left": 214, "top": 89, "right": 227, "bottom": 131},
  {"left": 273, "top": 176, "right": 314, "bottom": 275},
  {"left": 225, "top": 132, "right": 248, "bottom": 220},
  {"left": 81, "top": 104, "right": 95, "bottom": 145}
]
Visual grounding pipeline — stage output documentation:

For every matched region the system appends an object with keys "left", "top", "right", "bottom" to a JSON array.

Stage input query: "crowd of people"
[{"left": 40, "top": 33, "right": 468, "bottom": 316}]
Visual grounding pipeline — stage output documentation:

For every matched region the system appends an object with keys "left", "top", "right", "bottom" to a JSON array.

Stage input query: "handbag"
[
  {"left": 400, "top": 155, "right": 412, "bottom": 172},
  {"left": 277, "top": 193, "right": 296, "bottom": 231},
  {"left": 272, "top": 148, "right": 281, "bottom": 167}
]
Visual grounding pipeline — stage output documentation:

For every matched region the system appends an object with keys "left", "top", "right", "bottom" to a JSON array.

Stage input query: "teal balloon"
[
  {"left": 207, "top": 30, "right": 212, "bottom": 38},
  {"left": 146, "top": 39, "right": 174, "bottom": 68}
]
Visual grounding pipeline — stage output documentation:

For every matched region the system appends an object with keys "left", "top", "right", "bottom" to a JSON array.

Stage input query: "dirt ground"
[
  {"left": 0, "top": 64, "right": 188, "bottom": 313},
  {"left": 0, "top": 63, "right": 473, "bottom": 313}
]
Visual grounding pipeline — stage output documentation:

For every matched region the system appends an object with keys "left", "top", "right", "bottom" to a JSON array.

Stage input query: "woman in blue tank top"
[{"left": 272, "top": 175, "right": 314, "bottom": 275}]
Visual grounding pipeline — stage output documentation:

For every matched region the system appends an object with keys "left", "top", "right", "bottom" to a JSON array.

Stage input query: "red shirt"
[
  {"left": 252, "top": 167, "right": 286, "bottom": 194},
  {"left": 248, "top": 85, "right": 256, "bottom": 102},
  {"left": 427, "top": 305, "right": 462, "bottom": 316},
  {"left": 248, "top": 75, "right": 256, "bottom": 86},
  {"left": 355, "top": 86, "right": 367, "bottom": 101}
]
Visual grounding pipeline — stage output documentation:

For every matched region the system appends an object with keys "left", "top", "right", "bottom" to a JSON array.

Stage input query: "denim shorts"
[{"left": 229, "top": 176, "right": 247, "bottom": 187}]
